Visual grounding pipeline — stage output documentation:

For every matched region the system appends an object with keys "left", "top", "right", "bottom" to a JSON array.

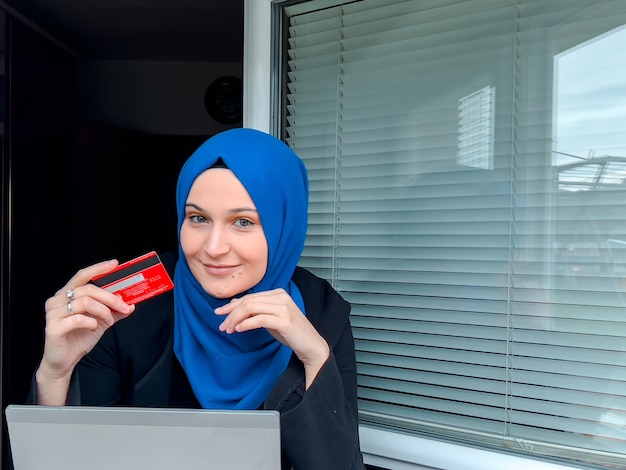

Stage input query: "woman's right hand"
[{"left": 36, "top": 259, "right": 135, "bottom": 405}]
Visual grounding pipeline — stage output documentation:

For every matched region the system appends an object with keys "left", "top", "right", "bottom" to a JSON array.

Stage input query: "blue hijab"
[{"left": 173, "top": 128, "right": 309, "bottom": 409}]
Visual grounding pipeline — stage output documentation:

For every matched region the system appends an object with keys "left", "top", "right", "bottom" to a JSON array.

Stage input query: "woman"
[{"left": 31, "top": 128, "right": 365, "bottom": 469}]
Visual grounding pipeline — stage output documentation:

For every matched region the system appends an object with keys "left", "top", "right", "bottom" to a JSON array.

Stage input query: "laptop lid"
[{"left": 5, "top": 404, "right": 281, "bottom": 470}]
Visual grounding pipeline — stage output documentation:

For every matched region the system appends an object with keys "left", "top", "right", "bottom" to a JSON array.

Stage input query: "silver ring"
[
  {"left": 66, "top": 301, "right": 74, "bottom": 315},
  {"left": 66, "top": 289, "right": 74, "bottom": 301}
]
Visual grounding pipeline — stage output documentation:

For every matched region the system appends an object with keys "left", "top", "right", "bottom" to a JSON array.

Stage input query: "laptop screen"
[{"left": 5, "top": 404, "right": 281, "bottom": 470}]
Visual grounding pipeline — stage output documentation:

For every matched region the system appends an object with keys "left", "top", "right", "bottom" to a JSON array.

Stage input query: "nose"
[{"left": 204, "top": 225, "right": 230, "bottom": 257}]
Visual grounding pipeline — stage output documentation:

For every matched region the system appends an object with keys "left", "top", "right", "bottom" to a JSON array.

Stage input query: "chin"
[
  {"left": 204, "top": 288, "right": 232, "bottom": 299},
  {"left": 201, "top": 283, "right": 239, "bottom": 299}
]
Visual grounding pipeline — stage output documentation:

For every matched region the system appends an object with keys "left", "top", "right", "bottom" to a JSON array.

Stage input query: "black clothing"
[{"left": 29, "top": 253, "right": 365, "bottom": 470}]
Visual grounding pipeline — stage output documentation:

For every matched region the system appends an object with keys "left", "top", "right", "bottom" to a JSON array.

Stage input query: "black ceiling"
[{"left": 1, "top": 0, "right": 244, "bottom": 62}]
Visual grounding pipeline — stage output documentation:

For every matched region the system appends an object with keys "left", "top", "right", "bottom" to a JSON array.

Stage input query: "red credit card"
[{"left": 91, "top": 251, "right": 174, "bottom": 304}]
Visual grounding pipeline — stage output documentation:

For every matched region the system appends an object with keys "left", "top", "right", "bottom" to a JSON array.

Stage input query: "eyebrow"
[{"left": 184, "top": 203, "right": 258, "bottom": 214}]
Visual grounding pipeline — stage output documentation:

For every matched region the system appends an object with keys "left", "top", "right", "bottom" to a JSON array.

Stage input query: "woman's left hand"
[{"left": 215, "top": 289, "right": 330, "bottom": 388}]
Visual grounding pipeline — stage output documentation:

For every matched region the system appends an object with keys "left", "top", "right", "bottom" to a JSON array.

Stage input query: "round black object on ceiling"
[{"left": 204, "top": 76, "right": 242, "bottom": 124}]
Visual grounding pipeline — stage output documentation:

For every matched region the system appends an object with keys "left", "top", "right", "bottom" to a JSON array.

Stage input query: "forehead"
[{"left": 187, "top": 168, "right": 255, "bottom": 205}]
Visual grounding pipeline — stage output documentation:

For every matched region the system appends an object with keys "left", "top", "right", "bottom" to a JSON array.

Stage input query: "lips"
[{"left": 202, "top": 263, "right": 239, "bottom": 277}]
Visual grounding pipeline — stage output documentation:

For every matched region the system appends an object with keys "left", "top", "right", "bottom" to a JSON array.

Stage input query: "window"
[
  {"left": 458, "top": 86, "right": 495, "bottom": 170},
  {"left": 255, "top": 0, "right": 626, "bottom": 467}
]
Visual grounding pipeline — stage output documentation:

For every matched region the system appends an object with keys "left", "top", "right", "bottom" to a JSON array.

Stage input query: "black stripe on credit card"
[{"left": 92, "top": 253, "right": 160, "bottom": 288}]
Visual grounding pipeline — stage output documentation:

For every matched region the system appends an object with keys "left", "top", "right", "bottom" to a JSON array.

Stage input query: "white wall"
[{"left": 78, "top": 60, "right": 242, "bottom": 135}]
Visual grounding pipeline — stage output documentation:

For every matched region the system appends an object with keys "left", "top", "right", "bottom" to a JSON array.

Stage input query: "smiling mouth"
[{"left": 203, "top": 264, "right": 239, "bottom": 277}]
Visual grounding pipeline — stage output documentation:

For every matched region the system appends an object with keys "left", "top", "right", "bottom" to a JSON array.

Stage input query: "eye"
[
  {"left": 189, "top": 214, "right": 207, "bottom": 223},
  {"left": 234, "top": 218, "right": 255, "bottom": 228}
]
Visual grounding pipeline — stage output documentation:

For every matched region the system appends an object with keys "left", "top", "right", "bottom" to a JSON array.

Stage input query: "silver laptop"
[{"left": 5, "top": 404, "right": 281, "bottom": 470}]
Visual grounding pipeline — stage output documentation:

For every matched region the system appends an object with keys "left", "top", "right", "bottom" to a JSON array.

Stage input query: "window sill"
[{"left": 359, "top": 426, "right": 582, "bottom": 470}]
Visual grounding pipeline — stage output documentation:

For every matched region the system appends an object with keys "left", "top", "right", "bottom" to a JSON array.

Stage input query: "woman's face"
[{"left": 180, "top": 168, "right": 268, "bottom": 299}]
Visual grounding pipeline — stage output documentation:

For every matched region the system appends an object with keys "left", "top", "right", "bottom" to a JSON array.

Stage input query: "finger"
[
  {"left": 239, "top": 288, "right": 286, "bottom": 300},
  {"left": 219, "top": 298, "right": 291, "bottom": 333},
  {"left": 214, "top": 289, "right": 287, "bottom": 316},
  {"left": 59, "top": 295, "right": 134, "bottom": 326},
  {"left": 50, "top": 282, "right": 133, "bottom": 315},
  {"left": 49, "top": 310, "right": 100, "bottom": 334},
  {"left": 214, "top": 297, "right": 243, "bottom": 316},
  {"left": 229, "top": 313, "right": 287, "bottom": 334},
  {"left": 57, "top": 259, "right": 119, "bottom": 294},
  {"left": 74, "top": 283, "right": 135, "bottom": 313}
]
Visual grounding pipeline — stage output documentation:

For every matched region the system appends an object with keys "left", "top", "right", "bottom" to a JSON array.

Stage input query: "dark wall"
[
  {"left": 73, "top": 120, "right": 205, "bottom": 266},
  {"left": 0, "top": 12, "right": 208, "bottom": 470},
  {"left": 1, "top": 14, "right": 77, "bottom": 469}
]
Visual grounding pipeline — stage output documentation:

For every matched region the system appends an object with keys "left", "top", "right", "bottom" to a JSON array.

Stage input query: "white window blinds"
[{"left": 281, "top": 0, "right": 626, "bottom": 467}]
